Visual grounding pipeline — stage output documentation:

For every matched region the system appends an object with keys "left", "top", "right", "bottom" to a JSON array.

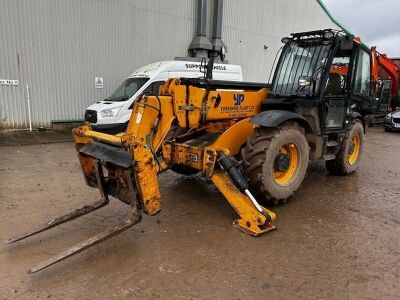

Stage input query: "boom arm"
[
  {"left": 74, "top": 79, "right": 274, "bottom": 227},
  {"left": 7, "top": 78, "right": 276, "bottom": 273}
]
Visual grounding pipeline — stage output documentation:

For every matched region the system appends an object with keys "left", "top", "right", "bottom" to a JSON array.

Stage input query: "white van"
[{"left": 85, "top": 60, "right": 243, "bottom": 133}]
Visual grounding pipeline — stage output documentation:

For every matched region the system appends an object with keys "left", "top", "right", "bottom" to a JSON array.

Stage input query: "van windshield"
[{"left": 106, "top": 78, "right": 149, "bottom": 101}]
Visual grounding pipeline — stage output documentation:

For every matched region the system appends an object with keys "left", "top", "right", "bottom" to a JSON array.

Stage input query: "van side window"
[
  {"left": 152, "top": 81, "right": 165, "bottom": 95},
  {"left": 144, "top": 81, "right": 165, "bottom": 95}
]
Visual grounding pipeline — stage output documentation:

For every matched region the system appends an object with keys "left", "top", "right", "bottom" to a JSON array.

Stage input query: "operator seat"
[{"left": 325, "top": 73, "right": 342, "bottom": 95}]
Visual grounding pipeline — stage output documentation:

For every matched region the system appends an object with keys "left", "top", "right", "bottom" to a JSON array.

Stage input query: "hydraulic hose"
[{"left": 217, "top": 153, "right": 270, "bottom": 221}]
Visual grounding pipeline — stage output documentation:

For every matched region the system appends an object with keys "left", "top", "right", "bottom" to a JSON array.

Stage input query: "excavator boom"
[{"left": 371, "top": 46, "right": 400, "bottom": 110}]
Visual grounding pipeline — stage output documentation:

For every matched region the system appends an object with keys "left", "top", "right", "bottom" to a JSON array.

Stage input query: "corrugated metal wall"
[
  {"left": 223, "top": 0, "right": 340, "bottom": 82},
  {"left": 0, "top": 0, "right": 340, "bottom": 129}
]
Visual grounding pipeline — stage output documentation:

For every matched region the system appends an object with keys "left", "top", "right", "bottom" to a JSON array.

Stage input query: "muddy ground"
[{"left": 0, "top": 127, "right": 399, "bottom": 299}]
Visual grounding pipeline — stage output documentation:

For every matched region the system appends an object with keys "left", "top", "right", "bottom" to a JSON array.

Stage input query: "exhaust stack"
[
  {"left": 188, "top": 0, "right": 213, "bottom": 58},
  {"left": 211, "top": 0, "right": 226, "bottom": 56}
]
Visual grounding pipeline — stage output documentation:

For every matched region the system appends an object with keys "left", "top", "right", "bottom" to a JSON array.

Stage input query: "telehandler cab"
[{"left": 7, "top": 29, "right": 368, "bottom": 273}]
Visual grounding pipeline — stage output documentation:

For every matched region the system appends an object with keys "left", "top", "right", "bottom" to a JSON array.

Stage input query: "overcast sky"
[{"left": 323, "top": 0, "right": 400, "bottom": 57}]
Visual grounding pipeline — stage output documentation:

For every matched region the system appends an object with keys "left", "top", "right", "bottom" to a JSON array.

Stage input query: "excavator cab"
[{"left": 367, "top": 79, "right": 392, "bottom": 113}]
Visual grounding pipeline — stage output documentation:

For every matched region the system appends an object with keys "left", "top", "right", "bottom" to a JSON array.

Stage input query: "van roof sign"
[
  {"left": 184, "top": 63, "right": 227, "bottom": 71},
  {"left": 128, "top": 60, "right": 241, "bottom": 79}
]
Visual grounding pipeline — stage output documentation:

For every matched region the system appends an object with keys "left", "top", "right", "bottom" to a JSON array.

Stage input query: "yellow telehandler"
[{"left": 7, "top": 30, "right": 368, "bottom": 273}]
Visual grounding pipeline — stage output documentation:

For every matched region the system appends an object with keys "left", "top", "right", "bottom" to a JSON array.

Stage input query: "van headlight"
[
  {"left": 385, "top": 114, "right": 392, "bottom": 120},
  {"left": 100, "top": 106, "right": 122, "bottom": 118}
]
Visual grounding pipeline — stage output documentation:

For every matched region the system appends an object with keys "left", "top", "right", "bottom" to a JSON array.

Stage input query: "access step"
[
  {"left": 326, "top": 141, "right": 338, "bottom": 147},
  {"left": 323, "top": 154, "right": 336, "bottom": 160}
]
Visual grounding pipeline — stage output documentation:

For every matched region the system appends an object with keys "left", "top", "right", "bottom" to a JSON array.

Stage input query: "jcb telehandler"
[{"left": 7, "top": 29, "right": 369, "bottom": 273}]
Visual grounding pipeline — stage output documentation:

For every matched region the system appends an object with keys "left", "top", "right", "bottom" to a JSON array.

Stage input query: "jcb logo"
[{"left": 233, "top": 94, "right": 244, "bottom": 106}]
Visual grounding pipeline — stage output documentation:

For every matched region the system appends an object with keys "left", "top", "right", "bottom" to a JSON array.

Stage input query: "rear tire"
[
  {"left": 326, "top": 120, "right": 364, "bottom": 175},
  {"left": 240, "top": 122, "right": 309, "bottom": 204}
]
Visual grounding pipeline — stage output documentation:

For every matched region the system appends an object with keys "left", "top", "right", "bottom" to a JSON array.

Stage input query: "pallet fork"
[{"left": 5, "top": 161, "right": 142, "bottom": 273}]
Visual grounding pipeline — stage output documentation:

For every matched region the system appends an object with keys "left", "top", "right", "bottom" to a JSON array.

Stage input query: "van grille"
[
  {"left": 84, "top": 110, "right": 97, "bottom": 123},
  {"left": 393, "top": 118, "right": 400, "bottom": 124}
]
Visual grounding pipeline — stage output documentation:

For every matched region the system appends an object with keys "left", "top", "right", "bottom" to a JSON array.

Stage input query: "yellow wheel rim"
[
  {"left": 348, "top": 132, "right": 360, "bottom": 166},
  {"left": 273, "top": 143, "right": 300, "bottom": 186}
]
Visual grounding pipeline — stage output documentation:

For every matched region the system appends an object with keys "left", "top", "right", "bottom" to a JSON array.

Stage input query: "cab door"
[
  {"left": 349, "top": 45, "right": 374, "bottom": 113},
  {"left": 322, "top": 52, "right": 352, "bottom": 130}
]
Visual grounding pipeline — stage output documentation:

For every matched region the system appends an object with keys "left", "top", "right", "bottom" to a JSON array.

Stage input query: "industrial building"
[{"left": 0, "top": 0, "right": 347, "bottom": 129}]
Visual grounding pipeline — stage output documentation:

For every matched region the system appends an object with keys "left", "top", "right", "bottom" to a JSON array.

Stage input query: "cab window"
[
  {"left": 326, "top": 55, "right": 350, "bottom": 96},
  {"left": 352, "top": 49, "right": 371, "bottom": 97}
]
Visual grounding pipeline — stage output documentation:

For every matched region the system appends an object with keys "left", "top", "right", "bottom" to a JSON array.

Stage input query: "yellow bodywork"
[{"left": 73, "top": 78, "right": 276, "bottom": 236}]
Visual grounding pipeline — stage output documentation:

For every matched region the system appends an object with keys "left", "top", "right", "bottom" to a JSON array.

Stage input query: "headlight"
[
  {"left": 100, "top": 106, "right": 122, "bottom": 118},
  {"left": 385, "top": 114, "right": 392, "bottom": 120},
  {"left": 323, "top": 31, "right": 335, "bottom": 39}
]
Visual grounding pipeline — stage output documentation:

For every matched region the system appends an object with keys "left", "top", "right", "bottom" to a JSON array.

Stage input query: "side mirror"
[
  {"left": 298, "top": 76, "right": 312, "bottom": 86},
  {"left": 220, "top": 46, "right": 226, "bottom": 62}
]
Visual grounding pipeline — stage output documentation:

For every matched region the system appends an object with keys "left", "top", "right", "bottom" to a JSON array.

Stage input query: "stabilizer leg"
[{"left": 211, "top": 171, "right": 276, "bottom": 236}]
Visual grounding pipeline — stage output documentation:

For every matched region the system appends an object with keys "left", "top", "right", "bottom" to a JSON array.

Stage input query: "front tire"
[
  {"left": 326, "top": 120, "right": 364, "bottom": 175},
  {"left": 240, "top": 122, "right": 309, "bottom": 204}
]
